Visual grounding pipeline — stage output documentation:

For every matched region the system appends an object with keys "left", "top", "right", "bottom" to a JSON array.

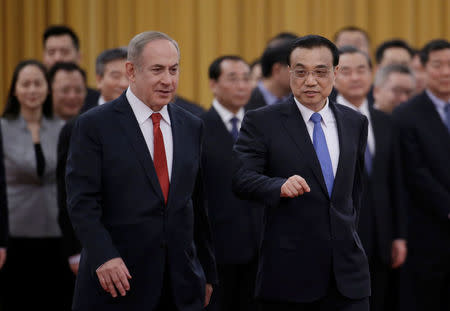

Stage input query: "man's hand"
[
  {"left": 204, "top": 283, "right": 213, "bottom": 307},
  {"left": 391, "top": 239, "right": 407, "bottom": 269},
  {"left": 281, "top": 175, "right": 311, "bottom": 198},
  {"left": 0, "top": 248, "right": 6, "bottom": 269},
  {"left": 96, "top": 257, "right": 132, "bottom": 297}
]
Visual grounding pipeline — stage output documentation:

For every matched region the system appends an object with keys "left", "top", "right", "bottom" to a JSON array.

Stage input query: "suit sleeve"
[
  {"left": 193, "top": 123, "right": 218, "bottom": 285},
  {"left": 353, "top": 116, "right": 368, "bottom": 229},
  {"left": 232, "top": 111, "right": 286, "bottom": 207},
  {"left": 57, "top": 120, "right": 82, "bottom": 258},
  {"left": 394, "top": 113, "right": 450, "bottom": 221},
  {"left": 66, "top": 116, "right": 120, "bottom": 273},
  {"left": 0, "top": 125, "right": 8, "bottom": 247}
]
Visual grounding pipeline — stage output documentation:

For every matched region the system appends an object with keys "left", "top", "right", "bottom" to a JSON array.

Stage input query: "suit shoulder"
[
  {"left": 334, "top": 102, "right": 366, "bottom": 122},
  {"left": 392, "top": 92, "right": 428, "bottom": 124},
  {"left": 170, "top": 103, "right": 203, "bottom": 127}
]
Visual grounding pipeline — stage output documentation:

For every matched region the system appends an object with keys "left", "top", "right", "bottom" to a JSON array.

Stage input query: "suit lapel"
[
  {"left": 208, "top": 107, "right": 235, "bottom": 146},
  {"left": 420, "top": 93, "right": 450, "bottom": 142},
  {"left": 281, "top": 100, "right": 329, "bottom": 197},
  {"left": 166, "top": 104, "right": 184, "bottom": 207},
  {"left": 329, "top": 102, "right": 348, "bottom": 200},
  {"left": 114, "top": 94, "right": 165, "bottom": 203}
]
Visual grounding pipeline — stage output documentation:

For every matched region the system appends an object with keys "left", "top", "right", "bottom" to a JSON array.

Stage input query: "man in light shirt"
[
  {"left": 335, "top": 46, "right": 407, "bottom": 311},
  {"left": 201, "top": 55, "right": 263, "bottom": 311}
]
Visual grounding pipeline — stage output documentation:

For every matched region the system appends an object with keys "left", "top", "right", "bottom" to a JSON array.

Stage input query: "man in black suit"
[
  {"left": 334, "top": 46, "right": 408, "bottom": 311},
  {"left": 66, "top": 31, "right": 217, "bottom": 311},
  {"left": 393, "top": 39, "right": 450, "bottom": 311},
  {"left": 233, "top": 35, "right": 370, "bottom": 311},
  {"left": 202, "top": 55, "right": 263, "bottom": 311},
  {"left": 246, "top": 40, "right": 293, "bottom": 110},
  {"left": 43, "top": 25, "right": 100, "bottom": 108}
]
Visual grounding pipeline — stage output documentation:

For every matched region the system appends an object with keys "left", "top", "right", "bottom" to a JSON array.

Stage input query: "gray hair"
[
  {"left": 374, "top": 64, "right": 415, "bottom": 87},
  {"left": 95, "top": 47, "right": 128, "bottom": 76},
  {"left": 127, "top": 31, "right": 179, "bottom": 68}
]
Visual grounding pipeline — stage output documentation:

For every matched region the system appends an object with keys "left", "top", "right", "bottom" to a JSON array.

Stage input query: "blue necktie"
[
  {"left": 230, "top": 117, "right": 239, "bottom": 142},
  {"left": 310, "top": 113, "right": 334, "bottom": 196},
  {"left": 364, "top": 146, "right": 372, "bottom": 175},
  {"left": 445, "top": 104, "right": 450, "bottom": 133}
]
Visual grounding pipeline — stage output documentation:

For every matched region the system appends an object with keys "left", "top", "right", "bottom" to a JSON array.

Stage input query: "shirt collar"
[
  {"left": 212, "top": 99, "right": 245, "bottom": 123},
  {"left": 294, "top": 97, "right": 333, "bottom": 127},
  {"left": 126, "top": 87, "right": 171, "bottom": 125},
  {"left": 257, "top": 81, "right": 289, "bottom": 106},
  {"left": 426, "top": 89, "right": 449, "bottom": 111},
  {"left": 98, "top": 96, "right": 106, "bottom": 106},
  {"left": 336, "top": 94, "right": 369, "bottom": 117}
]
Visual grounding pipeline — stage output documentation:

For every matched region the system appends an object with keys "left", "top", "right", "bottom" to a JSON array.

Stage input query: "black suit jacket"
[
  {"left": 357, "top": 107, "right": 407, "bottom": 264},
  {"left": 66, "top": 94, "right": 217, "bottom": 311},
  {"left": 79, "top": 87, "right": 100, "bottom": 114},
  {"left": 174, "top": 96, "right": 205, "bottom": 117},
  {"left": 0, "top": 125, "right": 8, "bottom": 247},
  {"left": 392, "top": 91, "right": 450, "bottom": 262},
  {"left": 201, "top": 107, "right": 264, "bottom": 265},
  {"left": 245, "top": 87, "right": 268, "bottom": 111},
  {"left": 232, "top": 98, "right": 370, "bottom": 302}
]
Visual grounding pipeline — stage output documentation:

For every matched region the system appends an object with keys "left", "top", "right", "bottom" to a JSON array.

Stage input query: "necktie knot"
[
  {"left": 230, "top": 116, "right": 239, "bottom": 126},
  {"left": 151, "top": 113, "right": 162, "bottom": 125},
  {"left": 310, "top": 112, "right": 322, "bottom": 124}
]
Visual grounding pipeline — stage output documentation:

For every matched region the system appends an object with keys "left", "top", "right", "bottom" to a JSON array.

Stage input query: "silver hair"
[
  {"left": 374, "top": 64, "right": 415, "bottom": 87},
  {"left": 127, "top": 31, "right": 179, "bottom": 68}
]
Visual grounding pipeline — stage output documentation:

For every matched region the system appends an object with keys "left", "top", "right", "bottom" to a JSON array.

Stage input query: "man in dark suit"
[
  {"left": 202, "top": 55, "right": 263, "bottom": 311},
  {"left": 66, "top": 31, "right": 217, "bottom": 311},
  {"left": 393, "top": 39, "right": 450, "bottom": 311},
  {"left": 173, "top": 96, "right": 205, "bottom": 117},
  {"left": 42, "top": 25, "right": 100, "bottom": 107},
  {"left": 233, "top": 35, "right": 370, "bottom": 311},
  {"left": 246, "top": 40, "right": 293, "bottom": 110},
  {"left": 334, "top": 46, "right": 408, "bottom": 311}
]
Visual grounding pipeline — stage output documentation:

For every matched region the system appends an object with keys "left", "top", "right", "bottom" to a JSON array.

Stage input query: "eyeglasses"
[{"left": 290, "top": 68, "right": 331, "bottom": 79}]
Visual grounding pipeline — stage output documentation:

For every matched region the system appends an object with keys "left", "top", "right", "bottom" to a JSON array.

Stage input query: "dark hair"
[
  {"left": 3, "top": 60, "right": 53, "bottom": 119},
  {"left": 208, "top": 55, "right": 247, "bottom": 80},
  {"left": 375, "top": 39, "right": 414, "bottom": 64},
  {"left": 43, "top": 25, "right": 80, "bottom": 51},
  {"left": 96, "top": 47, "right": 128, "bottom": 76},
  {"left": 261, "top": 40, "right": 293, "bottom": 78},
  {"left": 419, "top": 39, "right": 450, "bottom": 65},
  {"left": 48, "top": 62, "right": 87, "bottom": 86},
  {"left": 289, "top": 35, "right": 339, "bottom": 67},
  {"left": 267, "top": 32, "right": 299, "bottom": 48},
  {"left": 333, "top": 26, "right": 370, "bottom": 44},
  {"left": 338, "top": 45, "right": 372, "bottom": 69}
]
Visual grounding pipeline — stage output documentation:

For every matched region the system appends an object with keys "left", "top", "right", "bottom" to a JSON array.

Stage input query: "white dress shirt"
[
  {"left": 212, "top": 99, "right": 245, "bottom": 132},
  {"left": 98, "top": 96, "right": 106, "bottom": 106},
  {"left": 294, "top": 97, "right": 340, "bottom": 177},
  {"left": 126, "top": 87, "right": 173, "bottom": 181},
  {"left": 336, "top": 95, "right": 375, "bottom": 155}
]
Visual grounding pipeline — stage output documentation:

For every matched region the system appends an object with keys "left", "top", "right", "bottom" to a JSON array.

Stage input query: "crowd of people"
[{"left": 0, "top": 24, "right": 448, "bottom": 311}]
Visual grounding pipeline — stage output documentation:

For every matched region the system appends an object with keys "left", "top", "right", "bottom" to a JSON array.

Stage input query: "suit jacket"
[
  {"left": 66, "top": 93, "right": 217, "bottom": 311},
  {"left": 0, "top": 125, "right": 8, "bottom": 247},
  {"left": 357, "top": 107, "right": 407, "bottom": 264},
  {"left": 57, "top": 118, "right": 81, "bottom": 258},
  {"left": 201, "top": 107, "right": 264, "bottom": 265},
  {"left": 232, "top": 98, "right": 370, "bottom": 303},
  {"left": 79, "top": 87, "right": 100, "bottom": 114},
  {"left": 245, "top": 87, "right": 268, "bottom": 111},
  {"left": 1, "top": 117, "right": 62, "bottom": 237},
  {"left": 174, "top": 96, "right": 205, "bottom": 117},
  {"left": 392, "top": 91, "right": 450, "bottom": 262}
]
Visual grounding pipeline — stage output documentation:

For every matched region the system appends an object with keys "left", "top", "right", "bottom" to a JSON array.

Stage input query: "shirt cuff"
[{"left": 68, "top": 254, "right": 81, "bottom": 265}]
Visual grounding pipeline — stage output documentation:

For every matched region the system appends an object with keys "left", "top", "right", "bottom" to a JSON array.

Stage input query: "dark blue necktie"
[
  {"left": 230, "top": 117, "right": 239, "bottom": 142},
  {"left": 310, "top": 113, "right": 334, "bottom": 196},
  {"left": 364, "top": 146, "right": 373, "bottom": 175},
  {"left": 445, "top": 104, "right": 450, "bottom": 133}
]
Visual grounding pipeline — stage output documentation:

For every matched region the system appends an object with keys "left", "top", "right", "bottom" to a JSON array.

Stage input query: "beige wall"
[{"left": 1, "top": 0, "right": 449, "bottom": 111}]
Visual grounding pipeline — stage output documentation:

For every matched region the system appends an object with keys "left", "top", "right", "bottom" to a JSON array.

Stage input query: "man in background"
[{"left": 334, "top": 26, "right": 371, "bottom": 55}]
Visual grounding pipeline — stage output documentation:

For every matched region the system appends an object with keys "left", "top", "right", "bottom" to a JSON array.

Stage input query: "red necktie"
[{"left": 151, "top": 113, "right": 169, "bottom": 204}]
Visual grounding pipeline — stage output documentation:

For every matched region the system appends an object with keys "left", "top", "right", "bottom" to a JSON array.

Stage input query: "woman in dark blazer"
[{"left": 1, "top": 60, "right": 72, "bottom": 310}]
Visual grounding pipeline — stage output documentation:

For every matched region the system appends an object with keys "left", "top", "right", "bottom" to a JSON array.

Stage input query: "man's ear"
[
  {"left": 209, "top": 79, "right": 217, "bottom": 95},
  {"left": 96, "top": 74, "right": 103, "bottom": 90},
  {"left": 126, "top": 61, "right": 136, "bottom": 82}
]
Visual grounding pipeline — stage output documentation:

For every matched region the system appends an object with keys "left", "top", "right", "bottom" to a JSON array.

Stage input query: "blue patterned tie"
[
  {"left": 230, "top": 117, "right": 239, "bottom": 142},
  {"left": 364, "top": 146, "right": 372, "bottom": 175},
  {"left": 445, "top": 104, "right": 450, "bottom": 133},
  {"left": 310, "top": 113, "right": 334, "bottom": 196}
]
